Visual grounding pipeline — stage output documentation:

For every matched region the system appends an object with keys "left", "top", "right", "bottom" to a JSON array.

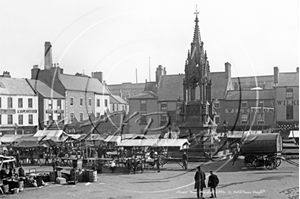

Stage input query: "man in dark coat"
[
  {"left": 208, "top": 171, "right": 219, "bottom": 198},
  {"left": 194, "top": 166, "right": 206, "bottom": 198}
]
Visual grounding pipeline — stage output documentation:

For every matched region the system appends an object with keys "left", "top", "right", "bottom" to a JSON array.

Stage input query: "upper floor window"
[
  {"left": 28, "top": 114, "right": 33, "bottom": 124},
  {"left": 18, "top": 115, "right": 23, "bottom": 125},
  {"left": 80, "top": 113, "right": 83, "bottom": 122},
  {"left": 70, "top": 113, "right": 74, "bottom": 123},
  {"left": 286, "top": 88, "right": 293, "bottom": 99},
  {"left": 140, "top": 100, "right": 147, "bottom": 111},
  {"left": 48, "top": 113, "right": 53, "bottom": 121},
  {"left": 28, "top": 98, "right": 33, "bottom": 108},
  {"left": 18, "top": 98, "right": 23, "bottom": 108},
  {"left": 105, "top": 99, "right": 108, "bottom": 107},
  {"left": 97, "top": 99, "right": 100, "bottom": 107},
  {"left": 215, "top": 115, "right": 220, "bottom": 124},
  {"left": 8, "top": 114, "right": 13, "bottom": 124},
  {"left": 80, "top": 98, "right": 83, "bottom": 106},
  {"left": 0, "top": 97, "right": 1, "bottom": 108},
  {"left": 161, "top": 102, "right": 168, "bottom": 111},
  {"left": 241, "top": 102, "right": 248, "bottom": 108},
  {"left": 70, "top": 97, "right": 74, "bottom": 106},
  {"left": 7, "top": 97, "right": 13, "bottom": 108},
  {"left": 48, "top": 100, "right": 52, "bottom": 109},
  {"left": 88, "top": 99, "right": 92, "bottom": 107},
  {"left": 96, "top": 113, "right": 100, "bottom": 118},
  {"left": 57, "top": 100, "right": 61, "bottom": 109}
]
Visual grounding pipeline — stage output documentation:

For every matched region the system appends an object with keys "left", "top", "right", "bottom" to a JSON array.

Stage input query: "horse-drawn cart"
[{"left": 240, "top": 133, "right": 283, "bottom": 170}]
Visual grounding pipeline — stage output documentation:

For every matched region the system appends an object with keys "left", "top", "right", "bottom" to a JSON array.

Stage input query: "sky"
[{"left": 0, "top": 0, "right": 299, "bottom": 85}]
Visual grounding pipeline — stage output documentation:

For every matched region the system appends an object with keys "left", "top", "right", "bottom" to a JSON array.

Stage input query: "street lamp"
[{"left": 208, "top": 120, "right": 213, "bottom": 159}]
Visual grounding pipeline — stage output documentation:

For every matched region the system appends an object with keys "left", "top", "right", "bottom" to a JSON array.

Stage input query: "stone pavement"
[{"left": 3, "top": 158, "right": 299, "bottom": 199}]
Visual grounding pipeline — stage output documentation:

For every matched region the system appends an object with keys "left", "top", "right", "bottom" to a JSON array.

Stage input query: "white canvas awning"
[
  {"left": 34, "top": 129, "right": 69, "bottom": 142},
  {"left": 118, "top": 139, "right": 190, "bottom": 150},
  {"left": 104, "top": 135, "right": 121, "bottom": 144},
  {"left": 289, "top": 131, "right": 299, "bottom": 138}
]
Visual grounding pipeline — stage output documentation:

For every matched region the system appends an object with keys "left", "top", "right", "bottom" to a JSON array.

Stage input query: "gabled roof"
[
  {"left": 27, "top": 79, "right": 65, "bottom": 99},
  {"left": 231, "top": 75, "right": 274, "bottom": 89},
  {"left": 226, "top": 89, "right": 274, "bottom": 100},
  {"left": 59, "top": 74, "right": 109, "bottom": 94},
  {"left": 0, "top": 77, "right": 36, "bottom": 96},
  {"left": 157, "top": 74, "right": 184, "bottom": 101},
  {"left": 210, "top": 72, "right": 228, "bottom": 99},
  {"left": 111, "top": 95, "right": 127, "bottom": 104},
  {"left": 129, "top": 90, "right": 157, "bottom": 99},
  {"left": 277, "top": 73, "right": 299, "bottom": 87}
]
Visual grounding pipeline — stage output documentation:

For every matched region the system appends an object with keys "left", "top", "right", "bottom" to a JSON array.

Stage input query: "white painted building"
[{"left": 0, "top": 77, "right": 38, "bottom": 135}]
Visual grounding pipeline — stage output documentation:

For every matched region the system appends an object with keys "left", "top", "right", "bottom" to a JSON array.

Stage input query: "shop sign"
[
  {"left": 277, "top": 100, "right": 299, "bottom": 106},
  {"left": 0, "top": 109, "right": 16, "bottom": 114},
  {"left": 17, "top": 109, "right": 37, "bottom": 113},
  {"left": 46, "top": 109, "right": 64, "bottom": 114}
]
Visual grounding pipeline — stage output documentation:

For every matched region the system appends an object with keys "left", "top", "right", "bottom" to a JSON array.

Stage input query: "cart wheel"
[
  {"left": 244, "top": 154, "right": 257, "bottom": 169},
  {"left": 275, "top": 157, "right": 282, "bottom": 167},
  {"left": 265, "top": 156, "right": 276, "bottom": 170}
]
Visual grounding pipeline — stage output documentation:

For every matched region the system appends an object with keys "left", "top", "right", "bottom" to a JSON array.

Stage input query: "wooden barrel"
[
  {"left": 78, "top": 171, "right": 83, "bottom": 182},
  {"left": 240, "top": 133, "right": 282, "bottom": 155},
  {"left": 88, "top": 170, "right": 97, "bottom": 182},
  {"left": 49, "top": 172, "right": 56, "bottom": 182}
]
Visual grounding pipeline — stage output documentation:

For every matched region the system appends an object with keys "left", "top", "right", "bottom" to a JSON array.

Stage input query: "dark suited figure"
[
  {"left": 208, "top": 171, "right": 219, "bottom": 198},
  {"left": 194, "top": 166, "right": 206, "bottom": 198}
]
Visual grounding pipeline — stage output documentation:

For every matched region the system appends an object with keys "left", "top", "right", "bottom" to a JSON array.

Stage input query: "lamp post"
[{"left": 208, "top": 120, "right": 212, "bottom": 159}]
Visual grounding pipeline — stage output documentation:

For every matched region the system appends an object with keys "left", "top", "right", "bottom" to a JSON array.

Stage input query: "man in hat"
[
  {"left": 208, "top": 171, "right": 219, "bottom": 198},
  {"left": 194, "top": 166, "right": 206, "bottom": 198}
]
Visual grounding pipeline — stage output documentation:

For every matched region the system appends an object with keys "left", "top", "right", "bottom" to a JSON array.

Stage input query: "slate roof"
[
  {"left": 0, "top": 77, "right": 36, "bottom": 96},
  {"left": 226, "top": 89, "right": 274, "bottom": 100},
  {"left": 210, "top": 72, "right": 228, "bottom": 99},
  {"left": 157, "top": 74, "right": 184, "bottom": 101},
  {"left": 231, "top": 75, "right": 274, "bottom": 89},
  {"left": 59, "top": 74, "right": 109, "bottom": 94},
  {"left": 112, "top": 95, "right": 127, "bottom": 104},
  {"left": 27, "top": 79, "right": 65, "bottom": 99},
  {"left": 110, "top": 96, "right": 119, "bottom": 104},
  {"left": 277, "top": 72, "right": 299, "bottom": 87},
  {"left": 129, "top": 90, "right": 157, "bottom": 99}
]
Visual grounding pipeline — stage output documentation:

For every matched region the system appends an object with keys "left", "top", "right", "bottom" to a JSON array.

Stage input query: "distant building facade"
[{"left": 0, "top": 77, "right": 38, "bottom": 135}]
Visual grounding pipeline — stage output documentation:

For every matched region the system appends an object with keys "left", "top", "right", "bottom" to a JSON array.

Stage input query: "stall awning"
[
  {"left": 118, "top": 139, "right": 190, "bottom": 150},
  {"left": 104, "top": 135, "right": 121, "bottom": 144},
  {"left": 0, "top": 135, "right": 22, "bottom": 143},
  {"left": 289, "top": 131, "right": 299, "bottom": 138},
  {"left": 34, "top": 129, "right": 69, "bottom": 142}
]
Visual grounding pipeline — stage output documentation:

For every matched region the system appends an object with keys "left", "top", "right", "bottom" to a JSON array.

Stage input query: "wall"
[
  {"left": 128, "top": 98, "right": 159, "bottom": 134},
  {"left": 95, "top": 94, "right": 110, "bottom": 117},
  {"left": 224, "top": 99, "right": 275, "bottom": 130},
  {"left": 65, "top": 90, "right": 94, "bottom": 123},
  {"left": 275, "top": 86, "right": 299, "bottom": 122}
]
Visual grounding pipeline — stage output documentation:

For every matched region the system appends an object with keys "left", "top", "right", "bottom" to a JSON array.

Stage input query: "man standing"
[
  {"left": 194, "top": 166, "right": 206, "bottom": 198},
  {"left": 208, "top": 171, "right": 219, "bottom": 198}
]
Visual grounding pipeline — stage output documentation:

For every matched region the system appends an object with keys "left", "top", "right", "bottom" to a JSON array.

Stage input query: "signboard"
[
  {"left": 17, "top": 109, "right": 37, "bottom": 114},
  {"left": 46, "top": 109, "right": 64, "bottom": 114},
  {"left": 0, "top": 109, "right": 16, "bottom": 114}
]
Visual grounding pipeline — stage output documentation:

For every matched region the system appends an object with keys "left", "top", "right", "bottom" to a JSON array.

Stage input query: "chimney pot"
[{"left": 274, "top": 67, "right": 279, "bottom": 84}]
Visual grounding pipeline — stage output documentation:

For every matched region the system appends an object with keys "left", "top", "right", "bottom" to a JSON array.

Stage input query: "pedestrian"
[
  {"left": 194, "top": 166, "right": 206, "bottom": 198},
  {"left": 208, "top": 171, "right": 219, "bottom": 198},
  {"left": 182, "top": 150, "right": 188, "bottom": 170}
]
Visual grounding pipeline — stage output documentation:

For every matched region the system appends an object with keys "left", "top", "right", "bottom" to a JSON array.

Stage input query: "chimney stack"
[
  {"left": 297, "top": 67, "right": 299, "bottom": 73},
  {"left": 274, "top": 66, "right": 279, "bottom": 85},
  {"left": 91, "top": 71, "right": 103, "bottom": 83},
  {"left": 156, "top": 65, "right": 166, "bottom": 84},
  {"left": 1, "top": 71, "right": 11, "bottom": 78},
  {"left": 31, "top": 65, "right": 40, "bottom": 80},
  {"left": 44, "top": 42, "right": 53, "bottom": 70},
  {"left": 225, "top": 62, "right": 231, "bottom": 80}
]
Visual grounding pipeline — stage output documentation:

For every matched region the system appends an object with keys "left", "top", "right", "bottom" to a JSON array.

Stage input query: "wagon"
[{"left": 240, "top": 133, "right": 283, "bottom": 170}]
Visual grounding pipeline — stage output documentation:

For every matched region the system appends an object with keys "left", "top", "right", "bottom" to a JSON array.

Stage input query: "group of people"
[{"left": 194, "top": 166, "right": 219, "bottom": 198}]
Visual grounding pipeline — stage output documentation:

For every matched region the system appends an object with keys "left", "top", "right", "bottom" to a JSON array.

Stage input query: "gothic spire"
[{"left": 192, "top": 6, "right": 201, "bottom": 45}]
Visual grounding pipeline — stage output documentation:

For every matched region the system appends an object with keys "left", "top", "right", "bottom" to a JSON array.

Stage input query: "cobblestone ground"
[{"left": 2, "top": 158, "right": 299, "bottom": 199}]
